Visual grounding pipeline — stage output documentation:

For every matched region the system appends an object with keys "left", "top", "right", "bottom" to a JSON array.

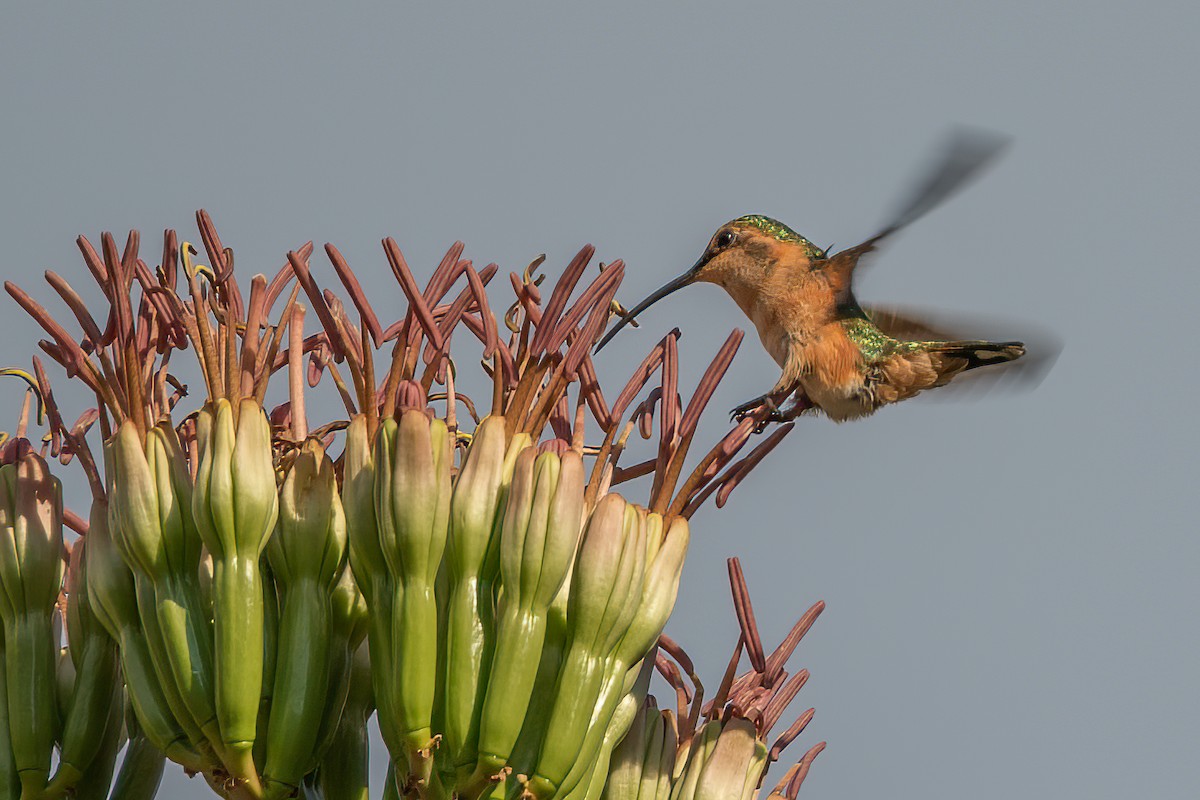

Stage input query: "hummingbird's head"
[
  {"left": 594, "top": 215, "right": 827, "bottom": 352},
  {"left": 691, "top": 215, "right": 827, "bottom": 293}
]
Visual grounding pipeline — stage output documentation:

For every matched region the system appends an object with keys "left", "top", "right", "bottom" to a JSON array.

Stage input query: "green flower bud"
[
  {"left": 109, "top": 419, "right": 223, "bottom": 760},
  {"left": 46, "top": 538, "right": 123, "bottom": 796},
  {"left": 601, "top": 656, "right": 659, "bottom": 800},
  {"left": 671, "top": 720, "right": 722, "bottom": 800},
  {"left": 616, "top": 515, "right": 689, "bottom": 666},
  {"left": 442, "top": 415, "right": 508, "bottom": 774},
  {"left": 194, "top": 399, "right": 278, "bottom": 563},
  {"left": 600, "top": 697, "right": 649, "bottom": 800},
  {"left": 106, "top": 421, "right": 162, "bottom": 577},
  {"left": 0, "top": 450, "right": 64, "bottom": 615},
  {"left": 343, "top": 415, "right": 384, "bottom": 607},
  {"left": 693, "top": 717, "right": 767, "bottom": 800},
  {"left": 474, "top": 445, "right": 584, "bottom": 780},
  {"left": 106, "top": 719, "right": 167, "bottom": 800},
  {"left": 0, "top": 447, "right": 64, "bottom": 797},
  {"left": 84, "top": 499, "right": 204, "bottom": 771},
  {"left": 0, "top": 628, "right": 18, "bottom": 800},
  {"left": 55, "top": 645, "right": 75, "bottom": 722},
  {"left": 263, "top": 438, "right": 348, "bottom": 799},
  {"left": 108, "top": 420, "right": 201, "bottom": 581},
  {"left": 526, "top": 494, "right": 646, "bottom": 797},
  {"left": 308, "top": 566, "right": 369, "bottom": 775},
  {"left": 343, "top": 415, "right": 403, "bottom": 758},
  {"left": 606, "top": 698, "right": 675, "bottom": 800},
  {"left": 376, "top": 409, "right": 451, "bottom": 780},
  {"left": 192, "top": 398, "right": 279, "bottom": 788},
  {"left": 268, "top": 439, "right": 346, "bottom": 587},
  {"left": 314, "top": 641, "right": 373, "bottom": 800}
]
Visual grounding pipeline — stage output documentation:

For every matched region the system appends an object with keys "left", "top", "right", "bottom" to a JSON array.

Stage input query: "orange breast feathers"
[{"left": 804, "top": 322, "right": 864, "bottom": 391}]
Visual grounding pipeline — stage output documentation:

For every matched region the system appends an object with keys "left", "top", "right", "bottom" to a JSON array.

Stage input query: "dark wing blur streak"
[{"left": 823, "top": 128, "right": 1012, "bottom": 293}]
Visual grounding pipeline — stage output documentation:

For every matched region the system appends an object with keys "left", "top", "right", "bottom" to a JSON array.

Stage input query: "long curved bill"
[{"left": 593, "top": 263, "right": 700, "bottom": 352}]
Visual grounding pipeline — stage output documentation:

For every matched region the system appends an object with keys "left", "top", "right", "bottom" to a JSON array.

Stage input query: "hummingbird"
[{"left": 594, "top": 130, "right": 1035, "bottom": 424}]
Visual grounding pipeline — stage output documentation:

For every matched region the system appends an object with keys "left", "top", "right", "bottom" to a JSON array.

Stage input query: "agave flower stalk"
[
  {"left": 285, "top": 234, "right": 802, "bottom": 800},
  {"left": 376, "top": 404, "right": 452, "bottom": 784},
  {"left": 8, "top": 211, "right": 812, "bottom": 800},
  {"left": 7, "top": 217, "right": 307, "bottom": 794},
  {"left": 27, "top": 369, "right": 210, "bottom": 776},
  {"left": 187, "top": 232, "right": 291, "bottom": 792},
  {"left": 609, "top": 559, "right": 826, "bottom": 800}
]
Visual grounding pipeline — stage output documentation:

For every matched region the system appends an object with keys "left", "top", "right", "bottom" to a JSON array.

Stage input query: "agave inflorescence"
[
  {"left": 603, "top": 558, "right": 825, "bottom": 800},
  {"left": 0, "top": 211, "right": 822, "bottom": 800}
]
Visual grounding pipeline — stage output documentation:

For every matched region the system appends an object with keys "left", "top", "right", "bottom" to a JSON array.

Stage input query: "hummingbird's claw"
[
  {"left": 732, "top": 387, "right": 813, "bottom": 429},
  {"left": 730, "top": 394, "right": 779, "bottom": 425}
]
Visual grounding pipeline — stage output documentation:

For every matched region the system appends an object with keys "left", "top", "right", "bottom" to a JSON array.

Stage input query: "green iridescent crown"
[{"left": 734, "top": 214, "right": 826, "bottom": 259}]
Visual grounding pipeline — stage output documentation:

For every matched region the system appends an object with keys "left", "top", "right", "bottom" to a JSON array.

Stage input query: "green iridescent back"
[
  {"left": 841, "top": 316, "right": 924, "bottom": 363},
  {"left": 733, "top": 215, "right": 826, "bottom": 260}
]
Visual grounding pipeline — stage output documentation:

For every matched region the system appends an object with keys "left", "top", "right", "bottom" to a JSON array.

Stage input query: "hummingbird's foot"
[
  {"left": 731, "top": 395, "right": 790, "bottom": 433},
  {"left": 732, "top": 393, "right": 814, "bottom": 431},
  {"left": 730, "top": 393, "right": 777, "bottom": 423}
]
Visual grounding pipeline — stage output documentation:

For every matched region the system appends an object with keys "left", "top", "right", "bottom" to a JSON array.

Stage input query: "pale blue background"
[{"left": 3, "top": 3, "right": 1196, "bottom": 797}]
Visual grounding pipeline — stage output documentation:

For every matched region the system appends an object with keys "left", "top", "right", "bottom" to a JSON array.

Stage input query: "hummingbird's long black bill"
[{"left": 593, "top": 266, "right": 699, "bottom": 353}]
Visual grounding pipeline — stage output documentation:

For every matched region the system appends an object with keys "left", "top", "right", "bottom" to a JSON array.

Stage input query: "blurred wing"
[
  {"left": 879, "top": 127, "right": 1011, "bottom": 237},
  {"left": 864, "top": 305, "right": 959, "bottom": 343},
  {"left": 864, "top": 304, "right": 1062, "bottom": 397},
  {"left": 823, "top": 128, "right": 1011, "bottom": 297}
]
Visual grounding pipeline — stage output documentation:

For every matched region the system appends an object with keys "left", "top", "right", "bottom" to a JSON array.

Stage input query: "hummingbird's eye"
[{"left": 714, "top": 230, "right": 737, "bottom": 250}]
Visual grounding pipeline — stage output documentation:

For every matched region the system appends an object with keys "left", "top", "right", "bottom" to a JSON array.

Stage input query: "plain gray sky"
[{"left": 3, "top": 2, "right": 1197, "bottom": 798}]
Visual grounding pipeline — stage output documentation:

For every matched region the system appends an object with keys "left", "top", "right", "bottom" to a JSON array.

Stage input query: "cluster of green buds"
[
  {"left": 0, "top": 395, "right": 68, "bottom": 800},
  {"left": 0, "top": 386, "right": 137, "bottom": 800},
  {"left": 605, "top": 559, "right": 824, "bottom": 800},
  {"left": 1, "top": 211, "right": 818, "bottom": 800}
]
